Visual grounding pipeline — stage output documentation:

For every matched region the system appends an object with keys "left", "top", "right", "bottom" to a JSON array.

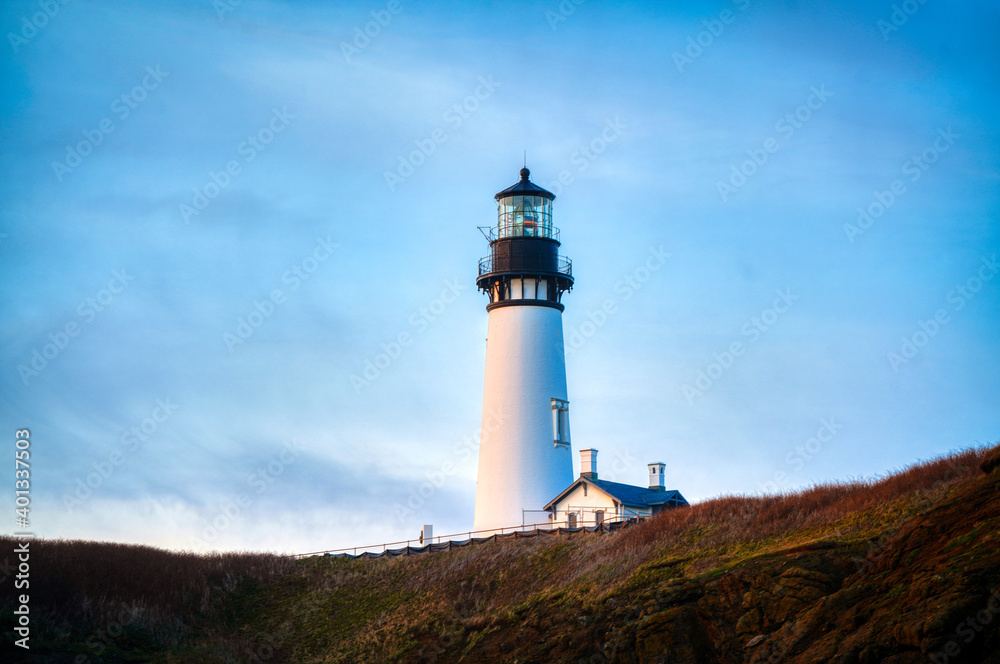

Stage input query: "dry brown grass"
[
  {"left": 294, "top": 446, "right": 995, "bottom": 621},
  {"left": 431, "top": 443, "right": 988, "bottom": 604},
  {"left": 982, "top": 444, "right": 1000, "bottom": 474},
  {"left": 614, "top": 448, "right": 987, "bottom": 564},
  {"left": 3, "top": 444, "right": 995, "bottom": 663},
  {"left": 0, "top": 536, "right": 294, "bottom": 646}
]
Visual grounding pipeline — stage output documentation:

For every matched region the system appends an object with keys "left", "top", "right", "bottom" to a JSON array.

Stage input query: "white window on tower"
[
  {"left": 551, "top": 398, "right": 570, "bottom": 449},
  {"left": 511, "top": 279, "right": 523, "bottom": 299}
]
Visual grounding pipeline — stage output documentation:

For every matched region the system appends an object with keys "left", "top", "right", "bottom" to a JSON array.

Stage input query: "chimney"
[
  {"left": 580, "top": 449, "right": 598, "bottom": 480},
  {"left": 648, "top": 462, "right": 665, "bottom": 491}
]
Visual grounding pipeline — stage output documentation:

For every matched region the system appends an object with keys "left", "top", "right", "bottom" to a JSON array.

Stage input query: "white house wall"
[{"left": 550, "top": 482, "right": 651, "bottom": 526}]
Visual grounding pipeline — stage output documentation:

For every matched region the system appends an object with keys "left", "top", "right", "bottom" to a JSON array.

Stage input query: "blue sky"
[{"left": 1, "top": 0, "right": 997, "bottom": 554}]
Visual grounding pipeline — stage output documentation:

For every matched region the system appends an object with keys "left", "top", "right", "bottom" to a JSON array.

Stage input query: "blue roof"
[
  {"left": 590, "top": 478, "right": 687, "bottom": 508},
  {"left": 544, "top": 476, "right": 688, "bottom": 510}
]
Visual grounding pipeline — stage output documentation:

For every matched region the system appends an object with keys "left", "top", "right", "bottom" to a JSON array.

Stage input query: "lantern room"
[
  {"left": 498, "top": 194, "right": 553, "bottom": 239},
  {"left": 494, "top": 168, "right": 555, "bottom": 239},
  {"left": 477, "top": 167, "right": 573, "bottom": 309}
]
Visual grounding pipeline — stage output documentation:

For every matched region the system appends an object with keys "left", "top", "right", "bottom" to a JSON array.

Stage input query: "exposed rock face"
[{"left": 398, "top": 469, "right": 1000, "bottom": 664}]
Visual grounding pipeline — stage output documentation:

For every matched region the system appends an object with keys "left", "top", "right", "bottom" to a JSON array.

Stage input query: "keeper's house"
[{"left": 543, "top": 449, "right": 688, "bottom": 528}]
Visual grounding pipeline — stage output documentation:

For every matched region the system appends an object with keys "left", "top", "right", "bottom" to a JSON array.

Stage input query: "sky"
[{"left": 1, "top": 0, "right": 997, "bottom": 555}]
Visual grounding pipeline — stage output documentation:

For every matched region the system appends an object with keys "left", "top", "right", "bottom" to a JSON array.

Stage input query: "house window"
[
  {"left": 567, "top": 513, "right": 577, "bottom": 528},
  {"left": 595, "top": 510, "right": 604, "bottom": 524},
  {"left": 551, "top": 398, "right": 570, "bottom": 449}
]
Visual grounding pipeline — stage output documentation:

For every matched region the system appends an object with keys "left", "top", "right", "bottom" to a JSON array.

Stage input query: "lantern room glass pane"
[{"left": 497, "top": 195, "right": 553, "bottom": 239}]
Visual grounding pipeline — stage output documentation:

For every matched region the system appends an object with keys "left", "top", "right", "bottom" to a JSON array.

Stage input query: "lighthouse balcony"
[
  {"left": 476, "top": 255, "right": 573, "bottom": 308},
  {"left": 477, "top": 254, "right": 572, "bottom": 279},
  {"left": 484, "top": 224, "right": 560, "bottom": 243}
]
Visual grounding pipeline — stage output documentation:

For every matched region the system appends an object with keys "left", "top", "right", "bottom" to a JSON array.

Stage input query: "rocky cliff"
[{"left": 3, "top": 445, "right": 998, "bottom": 663}]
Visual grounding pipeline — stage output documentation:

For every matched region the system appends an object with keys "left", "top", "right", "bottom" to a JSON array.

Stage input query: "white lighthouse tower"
[{"left": 473, "top": 167, "right": 575, "bottom": 532}]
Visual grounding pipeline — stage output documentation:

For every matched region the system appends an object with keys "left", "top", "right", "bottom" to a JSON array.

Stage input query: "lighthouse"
[{"left": 473, "top": 167, "right": 575, "bottom": 532}]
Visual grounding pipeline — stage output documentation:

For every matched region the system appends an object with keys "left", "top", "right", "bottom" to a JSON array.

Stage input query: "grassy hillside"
[{"left": 3, "top": 444, "right": 999, "bottom": 663}]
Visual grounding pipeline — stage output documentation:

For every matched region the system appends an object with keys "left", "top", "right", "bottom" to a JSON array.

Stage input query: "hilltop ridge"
[{"left": 3, "top": 444, "right": 999, "bottom": 663}]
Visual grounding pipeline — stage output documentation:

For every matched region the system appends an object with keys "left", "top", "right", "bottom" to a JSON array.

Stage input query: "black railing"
[
  {"left": 479, "top": 254, "right": 572, "bottom": 277},
  {"left": 486, "top": 225, "right": 561, "bottom": 243},
  {"left": 292, "top": 516, "right": 647, "bottom": 559}
]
